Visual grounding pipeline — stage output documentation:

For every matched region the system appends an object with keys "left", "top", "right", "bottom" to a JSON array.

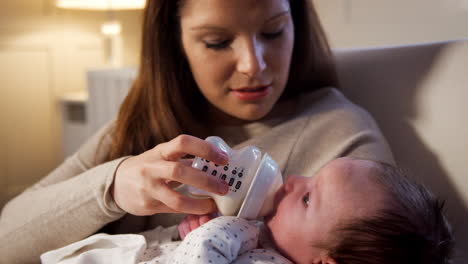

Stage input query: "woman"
[{"left": 0, "top": 0, "right": 394, "bottom": 263}]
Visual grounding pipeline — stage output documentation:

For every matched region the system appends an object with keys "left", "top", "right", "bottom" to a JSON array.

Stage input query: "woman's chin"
[{"left": 230, "top": 108, "right": 271, "bottom": 122}]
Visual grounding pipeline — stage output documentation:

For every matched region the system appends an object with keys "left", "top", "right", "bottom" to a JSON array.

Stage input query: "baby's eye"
[{"left": 302, "top": 192, "right": 310, "bottom": 206}]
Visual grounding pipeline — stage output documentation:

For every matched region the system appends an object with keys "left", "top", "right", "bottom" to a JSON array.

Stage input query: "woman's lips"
[{"left": 230, "top": 85, "right": 272, "bottom": 101}]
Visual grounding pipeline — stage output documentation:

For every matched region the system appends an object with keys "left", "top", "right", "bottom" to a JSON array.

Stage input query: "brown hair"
[
  {"left": 321, "top": 162, "right": 454, "bottom": 264},
  {"left": 106, "top": 0, "right": 338, "bottom": 161}
]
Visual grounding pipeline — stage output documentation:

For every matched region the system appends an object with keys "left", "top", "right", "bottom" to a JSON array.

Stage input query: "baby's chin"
[
  {"left": 262, "top": 216, "right": 297, "bottom": 263},
  {"left": 263, "top": 213, "right": 273, "bottom": 226},
  {"left": 263, "top": 212, "right": 277, "bottom": 234}
]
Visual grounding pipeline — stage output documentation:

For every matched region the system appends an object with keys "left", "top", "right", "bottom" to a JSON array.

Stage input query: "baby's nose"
[{"left": 284, "top": 174, "right": 301, "bottom": 192}]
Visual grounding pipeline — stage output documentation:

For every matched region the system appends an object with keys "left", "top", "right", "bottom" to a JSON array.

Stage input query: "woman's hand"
[
  {"left": 178, "top": 213, "right": 218, "bottom": 240},
  {"left": 111, "top": 135, "right": 229, "bottom": 216}
]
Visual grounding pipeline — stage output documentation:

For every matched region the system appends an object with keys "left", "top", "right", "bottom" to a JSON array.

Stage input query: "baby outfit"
[{"left": 41, "top": 216, "right": 292, "bottom": 264}]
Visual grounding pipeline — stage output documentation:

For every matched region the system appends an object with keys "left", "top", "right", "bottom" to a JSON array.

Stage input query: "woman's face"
[
  {"left": 179, "top": 0, "right": 294, "bottom": 124},
  {"left": 265, "top": 158, "right": 387, "bottom": 264}
]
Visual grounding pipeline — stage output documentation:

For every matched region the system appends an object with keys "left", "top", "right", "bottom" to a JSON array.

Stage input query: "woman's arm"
[{"left": 0, "top": 123, "right": 232, "bottom": 264}]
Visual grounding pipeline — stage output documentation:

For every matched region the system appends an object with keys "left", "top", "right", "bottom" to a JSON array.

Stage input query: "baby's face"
[{"left": 265, "top": 157, "right": 386, "bottom": 264}]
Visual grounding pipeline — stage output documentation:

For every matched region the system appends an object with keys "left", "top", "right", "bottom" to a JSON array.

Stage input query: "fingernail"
[
  {"left": 218, "top": 151, "right": 229, "bottom": 163},
  {"left": 218, "top": 180, "right": 229, "bottom": 195}
]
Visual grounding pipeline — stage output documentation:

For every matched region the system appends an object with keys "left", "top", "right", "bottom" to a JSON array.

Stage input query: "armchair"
[{"left": 335, "top": 39, "right": 468, "bottom": 263}]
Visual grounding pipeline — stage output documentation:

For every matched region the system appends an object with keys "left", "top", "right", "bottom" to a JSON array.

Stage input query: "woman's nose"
[{"left": 236, "top": 38, "right": 266, "bottom": 77}]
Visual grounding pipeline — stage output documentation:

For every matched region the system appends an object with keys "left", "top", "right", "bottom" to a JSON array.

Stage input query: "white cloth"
[{"left": 41, "top": 217, "right": 291, "bottom": 264}]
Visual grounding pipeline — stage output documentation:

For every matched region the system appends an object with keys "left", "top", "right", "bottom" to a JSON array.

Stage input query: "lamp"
[{"left": 56, "top": 0, "right": 146, "bottom": 67}]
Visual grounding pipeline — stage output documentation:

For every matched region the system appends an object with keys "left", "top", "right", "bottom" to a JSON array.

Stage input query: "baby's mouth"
[
  {"left": 272, "top": 185, "right": 286, "bottom": 208},
  {"left": 264, "top": 185, "right": 286, "bottom": 221}
]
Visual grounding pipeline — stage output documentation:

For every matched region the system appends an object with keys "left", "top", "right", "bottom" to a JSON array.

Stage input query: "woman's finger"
[
  {"left": 163, "top": 161, "right": 229, "bottom": 195},
  {"left": 179, "top": 158, "right": 194, "bottom": 166},
  {"left": 151, "top": 184, "right": 218, "bottom": 215},
  {"left": 141, "top": 198, "right": 181, "bottom": 215},
  {"left": 157, "top": 135, "right": 228, "bottom": 165}
]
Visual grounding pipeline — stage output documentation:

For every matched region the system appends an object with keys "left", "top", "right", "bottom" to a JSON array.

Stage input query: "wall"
[
  {"left": 0, "top": 0, "right": 141, "bottom": 208},
  {"left": 315, "top": 0, "right": 468, "bottom": 48}
]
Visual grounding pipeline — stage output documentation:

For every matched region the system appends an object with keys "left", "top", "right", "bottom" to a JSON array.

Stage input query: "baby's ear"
[
  {"left": 323, "top": 257, "right": 337, "bottom": 264},
  {"left": 311, "top": 256, "right": 337, "bottom": 264}
]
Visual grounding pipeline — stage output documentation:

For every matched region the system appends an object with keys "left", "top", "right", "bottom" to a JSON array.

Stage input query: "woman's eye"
[
  {"left": 204, "top": 29, "right": 283, "bottom": 50},
  {"left": 204, "top": 39, "right": 231, "bottom": 50},
  {"left": 302, "top": 192, "right": 310, "bottom": 206},
  {"left": 262, "top": 29, "right": 284, "bottom": 40}
]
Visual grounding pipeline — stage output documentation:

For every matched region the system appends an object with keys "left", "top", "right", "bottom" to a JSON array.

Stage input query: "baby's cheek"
[
  {"left": 277, "top": 199, "right": 295, "bottom": 220},
  {"left": 268, "top": 209, "right": 291, "bottom": 239}
]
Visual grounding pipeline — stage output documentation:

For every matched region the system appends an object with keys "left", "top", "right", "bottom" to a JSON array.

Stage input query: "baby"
[
  {"left": 177, "top": 157, "right": 454, "bottom": 264},
  {"left": 41, "top": 157, "right": 454, "bottom": 264}
]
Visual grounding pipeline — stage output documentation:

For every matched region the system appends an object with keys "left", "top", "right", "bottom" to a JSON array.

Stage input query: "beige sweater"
[{"left": 0, "top": 87, "right": 394, "bottom": 263}]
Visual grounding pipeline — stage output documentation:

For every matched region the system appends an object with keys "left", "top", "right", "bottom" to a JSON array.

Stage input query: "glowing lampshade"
[{"left": 56, "top": 0, "right": 146, "bottom": 10}]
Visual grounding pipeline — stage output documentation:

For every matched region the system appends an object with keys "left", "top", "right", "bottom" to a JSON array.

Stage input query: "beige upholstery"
[{"left": 335, "top": 39, "right": 468, "bottom": 263}]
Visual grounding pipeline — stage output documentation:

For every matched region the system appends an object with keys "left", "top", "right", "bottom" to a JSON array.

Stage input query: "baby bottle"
[{"left": 185, "top": 136, "right": 283, "bottom": 220}]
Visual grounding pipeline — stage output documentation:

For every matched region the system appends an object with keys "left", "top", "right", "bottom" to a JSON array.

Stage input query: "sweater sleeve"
[{"left": 0, "top": 123, "right": 127, "bottom": 264}]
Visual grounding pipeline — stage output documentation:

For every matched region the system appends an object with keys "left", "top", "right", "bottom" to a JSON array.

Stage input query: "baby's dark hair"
[{"left": 321, "top": 161, "right": 454, "bottom": 264}]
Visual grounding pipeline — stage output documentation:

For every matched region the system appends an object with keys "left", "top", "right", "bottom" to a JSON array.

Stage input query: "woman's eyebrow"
[
  {"left": 190, "top": 25, "right": 227, "bottom": 32},
  {"left": 190, "top": 10, "right": 291, "bottom": 32},
  {"left": 265, "top": 10, "right": 290, "bottom": 24}
]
